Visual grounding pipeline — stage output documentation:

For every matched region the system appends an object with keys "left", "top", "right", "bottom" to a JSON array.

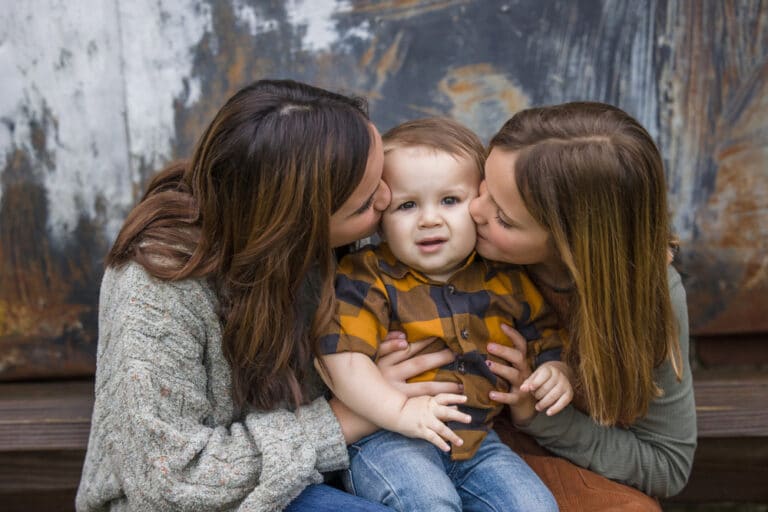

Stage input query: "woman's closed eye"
[
  {"left": 353, "top": 195, "right": 375, "bottom": 215},
  {"left": 495, "top": 212, "right": 513, "bottom": 229}
]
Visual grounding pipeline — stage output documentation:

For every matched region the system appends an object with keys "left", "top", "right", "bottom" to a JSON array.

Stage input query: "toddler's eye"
[
  {"left": 397, "top": 201, "right": 416, "bottom": 210},
  {"left": 442, "top": 196, "right": 459, "bottom": 205}
]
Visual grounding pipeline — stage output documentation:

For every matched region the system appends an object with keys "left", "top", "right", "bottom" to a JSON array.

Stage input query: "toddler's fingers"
[
  {"left": 377, "top": 338, "right": 409, "bottom": 358},
  {"left": 383, "top": 330, "right": 407, "bottom": 341},
  {"left": 425, "top": 429, "right": 451, "bottom": 452},
  {"left": 434, "top": 393, "right": 468, "bottom": 407},
  {"left": 437, "top": 405, "right": 471, "bottom": 425},
  {"left": 535, "top": 383, "right": 567, "bottom": 412},
  {"left": 546, "top": 392, "right": 573, "bottom": 416},
  {"left": 535, "top": 389, "right": 559, "bottom": 411},
  {"left": 521, "top": 367, "right": 551, "bottom": 393},
  {"left": 405, "top": 380, "right": 463, "bottom": 397},
  {"left": 434, "top": 422, "right": 464, "bottom": 448}
]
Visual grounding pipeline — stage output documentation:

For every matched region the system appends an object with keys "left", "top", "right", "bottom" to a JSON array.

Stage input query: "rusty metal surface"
[{"left": 1, "top": 0, "right": 766, "bottom": 379}]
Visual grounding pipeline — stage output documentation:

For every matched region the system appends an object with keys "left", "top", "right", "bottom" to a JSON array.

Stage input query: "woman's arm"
[
  {"left": 78, "top": 264, "right": 347, "bottom": 512},
  {"left": 490, "top": 267, "right": 697, "bottom": 497}
]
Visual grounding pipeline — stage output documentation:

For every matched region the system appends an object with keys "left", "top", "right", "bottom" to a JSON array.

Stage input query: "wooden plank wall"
[{"left": 1, "top": 0, "right": 767, "bottom": 379}]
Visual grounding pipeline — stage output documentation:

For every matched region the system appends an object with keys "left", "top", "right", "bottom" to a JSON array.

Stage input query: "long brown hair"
[
  {"left": 107, "top": 79, "right": 372, "bottom": 410},
  {"left": 490, "top": 102, "right": 682, "bottom": 426}
]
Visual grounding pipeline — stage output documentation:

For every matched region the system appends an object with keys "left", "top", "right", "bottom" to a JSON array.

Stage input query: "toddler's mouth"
[
  {"left": 417, "top": 237, "right": 446, "bottom": 246},
  {"left": 416, "top": 238, "right": 446, "bottom": 253}
]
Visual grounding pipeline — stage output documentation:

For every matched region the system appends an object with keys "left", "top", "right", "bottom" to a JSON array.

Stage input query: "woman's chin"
[{"left": 475, "top": 238, "right": 499, "bottom": 262}]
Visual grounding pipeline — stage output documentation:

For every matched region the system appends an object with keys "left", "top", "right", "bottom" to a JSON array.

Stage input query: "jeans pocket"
[{"left": 341, "top": 468, "right": 357, "bottom": 495}]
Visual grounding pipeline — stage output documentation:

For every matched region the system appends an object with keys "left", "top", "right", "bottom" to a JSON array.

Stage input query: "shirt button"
[
  {"left": 447, "top": 285, "right": 456, "bottom": 294},
  {"left": 461, "top": 328, "right": 469, "bottom": 339}
]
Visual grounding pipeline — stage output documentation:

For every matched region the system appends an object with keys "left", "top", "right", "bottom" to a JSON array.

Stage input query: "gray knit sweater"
[
  {"left": 76, "top": 262, "right": 348, "bottom": 511},
  {"left": 518, "top": 266, "right": 697, "bottom": 497}
]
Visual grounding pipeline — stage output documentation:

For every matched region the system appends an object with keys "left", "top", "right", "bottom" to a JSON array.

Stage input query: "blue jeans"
[
  {"left": 285, "top": 482, "right": 393, "bottom": 511},
  {"left": 344, "top": 429, "right": 558, "bottom": 512}
]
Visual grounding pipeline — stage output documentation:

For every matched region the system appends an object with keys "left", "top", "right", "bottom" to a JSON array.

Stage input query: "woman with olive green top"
[{"left": 467, "top": 102, "right": 696, "bottom": 509}]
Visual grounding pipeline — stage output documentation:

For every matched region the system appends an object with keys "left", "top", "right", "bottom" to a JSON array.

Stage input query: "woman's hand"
[
  {"left": 377, "top": 331, "right": 463, "bottom": 397},
  {"left": 485, "top": 324, "right": 538, "bottom": 425}
]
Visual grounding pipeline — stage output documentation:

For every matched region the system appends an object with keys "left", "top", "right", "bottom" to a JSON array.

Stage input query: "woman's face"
[
  {"left": 329, "top": 124, "right": 391, "bottom": 248},
  {"left": 469, "top": 148, "right": 556, "bottom": 266}
]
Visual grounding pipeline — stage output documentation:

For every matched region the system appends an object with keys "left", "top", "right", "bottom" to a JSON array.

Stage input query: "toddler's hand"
[
  {"left": 520, "top": 361, "right": 573, "bottom": 416},
  {"left": 395, "top": 394, "right": 470, "bottom": 452}
]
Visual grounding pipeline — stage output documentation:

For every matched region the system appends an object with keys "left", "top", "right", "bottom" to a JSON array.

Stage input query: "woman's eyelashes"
[
  {"left": 354, "top": 195, "right": 375, "bottom": 215},
  {"left": 495, "top": 212, "right": 513, "bottom": 229}
]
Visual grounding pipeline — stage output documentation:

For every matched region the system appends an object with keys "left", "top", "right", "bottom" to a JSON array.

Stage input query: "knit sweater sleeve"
[
  {"left": 76, "top": 263, "right": 348, "bottom": 512},
  {"left": 516, "top": 266, "right": 697, "bottom": 497}
]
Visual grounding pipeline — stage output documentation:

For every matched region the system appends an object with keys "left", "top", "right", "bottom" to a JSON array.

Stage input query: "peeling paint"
[
  {"left": 438, "top": 64, "right": 530, "bottom": 142},
  {"left": 281, "top": 0, "right": 373, "bottom": 53},
  {"left": 350, "top": 0, "right": 472, "bottom": 21},
  {"left": 1, "top": 0, "right": 767, "bottom": 377},
  {"left": 0, "top": 2, "right": 130, "bottom": 242},
  {"left": 117, "top": 0, "right": 212, "bottom": 196}
]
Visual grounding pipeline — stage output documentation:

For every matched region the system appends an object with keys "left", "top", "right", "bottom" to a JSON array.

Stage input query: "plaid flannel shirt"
[{"left": 319, "top": 242, "right": 567, "bottom": 460}]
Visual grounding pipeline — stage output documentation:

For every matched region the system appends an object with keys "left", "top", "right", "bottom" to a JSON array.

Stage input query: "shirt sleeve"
[
  {"left": 318, "top": 249, "right": 390, "bottom": 358},
  {"left": 517, "top": 266, "right": 697, "bottom": 497},
  {"left": 80, "top": 265, "right": 348, "bottom": 512}
]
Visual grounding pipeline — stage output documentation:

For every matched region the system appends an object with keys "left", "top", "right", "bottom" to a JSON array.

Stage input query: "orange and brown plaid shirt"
[{"left": 319, "top": 243, "right": 567, "bottom": 460}]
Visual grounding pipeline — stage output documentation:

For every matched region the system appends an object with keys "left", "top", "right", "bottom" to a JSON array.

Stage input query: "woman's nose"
[
  {"left": 469, "top": 181, "right": 488, "bottom": 224},
  {"left": 373, "top": 180, "right": 391, "bottom": 212}
]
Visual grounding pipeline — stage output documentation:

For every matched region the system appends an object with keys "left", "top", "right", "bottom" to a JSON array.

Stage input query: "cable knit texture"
[{"left": 76, "top": 262, "right": 348, "bottom": 511}]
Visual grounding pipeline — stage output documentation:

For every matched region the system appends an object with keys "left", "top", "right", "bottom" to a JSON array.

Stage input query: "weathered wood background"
[{"left": 1, "top": 0, "right": 766, "bottom": 379}]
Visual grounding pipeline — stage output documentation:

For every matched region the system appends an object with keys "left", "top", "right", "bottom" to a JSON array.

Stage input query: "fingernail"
[
  {"left": 458, "top": 383, "right": 464, "bottom": 392},
  {"left": 485, "top": 360, "right": 493, "bottom": 368},
  {"left": 487, "top": 343, "right": 497, "bottom": 352},
  {"left": 489, "top": 391, "right": 497, "bottom": 400}
]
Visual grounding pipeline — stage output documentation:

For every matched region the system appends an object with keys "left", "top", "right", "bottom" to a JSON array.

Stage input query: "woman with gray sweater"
[{"left": 76, "top": 79, "right": 461, "bottom": 511}]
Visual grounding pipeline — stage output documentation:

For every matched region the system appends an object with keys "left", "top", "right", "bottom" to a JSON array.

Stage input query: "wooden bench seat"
[
  {"left": 665, "top": 372, "right": 768, "bottom": 505},
  {"left": 1, "top": 373, "right": 767, "bottom": 511},
  {"left": 0, "top": 380, "right": 93, "bottom": 512}
]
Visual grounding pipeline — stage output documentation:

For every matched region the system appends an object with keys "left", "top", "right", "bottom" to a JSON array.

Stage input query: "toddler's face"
[{"left": 381, "top": 147, "right": 480, "bottom": 282}]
